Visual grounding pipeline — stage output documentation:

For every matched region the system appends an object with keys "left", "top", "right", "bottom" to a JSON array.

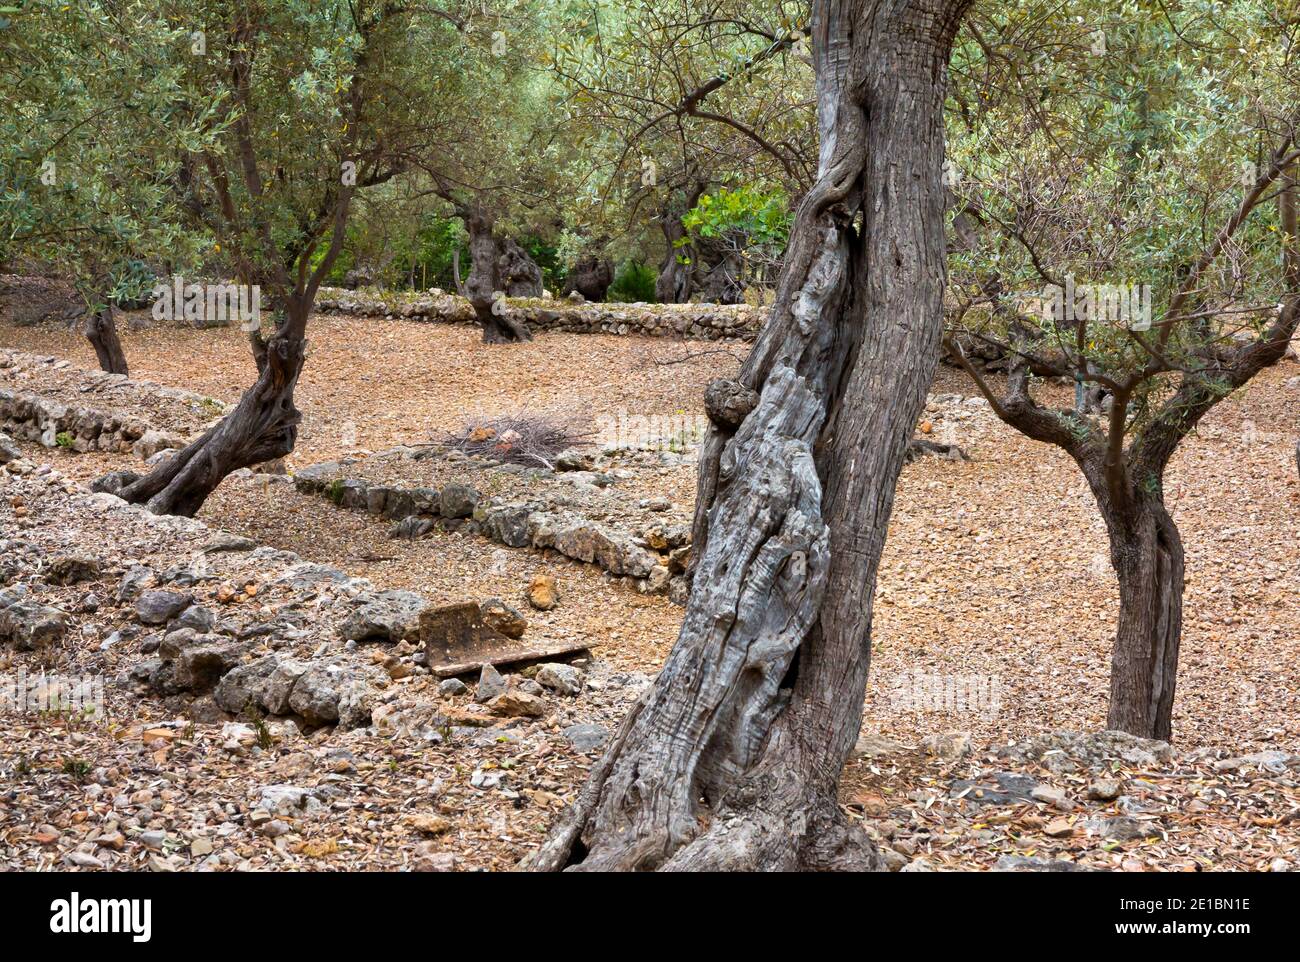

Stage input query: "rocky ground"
[{"left": 2, "top": 308, "right": 1299, "bottom": 872}]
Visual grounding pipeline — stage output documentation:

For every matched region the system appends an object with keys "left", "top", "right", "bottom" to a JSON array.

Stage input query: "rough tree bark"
[
  {"left": 563, "top": 255, "right": 613, "bottom": 302},
  {"left": 85, "top": 306, "right": 128, "bottom": 376},
  {"left": 1101, "top": 494, "right": 1183, "bottom": 741},
  {"left": 462, "top": 206, "right": 534, "bottom": 343},
  {"left": 113, "top": 299, "right": 310, "bottom": 516},
  {"left": 694, "top": 236, "right": 747, "bottom": 304},
  {"left": 528, "top": 0, "right": 972, "bottom": 872}
]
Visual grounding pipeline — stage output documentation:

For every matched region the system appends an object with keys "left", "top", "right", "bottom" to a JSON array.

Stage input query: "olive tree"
[{"left": 944, "top": 0, "right": 1300, "bottom": 739}]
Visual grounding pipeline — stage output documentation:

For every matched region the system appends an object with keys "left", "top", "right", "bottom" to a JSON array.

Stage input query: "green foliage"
[
  {"left": 945, "top": 0, "right": 1299, "bottom": 451},
  {"left": 61, "top": 757, "right": 92, "bottom": 782},
  {"left": 0, "top": 1, "right": 219, "bottom": 311},
  {"left": 54, "top": 432, "right": 74, "bottom": 449},
  {"left": 606, "top": 259, "right": 657, "bottom": 303},
  {"left": 681, "top": 186, "right": 791, "bottom": 253},
  {"left": 108, "top": 259, "right": 157, "bottom": 309}
]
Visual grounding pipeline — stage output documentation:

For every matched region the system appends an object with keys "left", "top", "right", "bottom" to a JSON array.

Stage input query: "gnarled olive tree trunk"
[
  {"left": 563, "top": 255, "right": 613, "bottom": 302},
  {"left": 113, "top": 300, "right": 309, "bottom": 517},
  {"left": 1110, "top": 503, "right": 1184, "bottom": 742},
  {"left": 462, "top": 206, "right": 535, "bottom": 343},
  {"left": 654, "top": 183, "right": 706, "bottom": 304},
  {"left": 85, "top": 306, "right": 128, "bottom": 376},
  {"left": 529, "top": 0, "right": 972, "bottom": 872}
]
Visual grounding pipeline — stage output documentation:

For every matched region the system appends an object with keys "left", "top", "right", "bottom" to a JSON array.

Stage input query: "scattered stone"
[
  {"left": 340, "top": 590, "right": 428, "bottom": 642},
  {"left": 1089, "top": 815, "right": 1164, "bottom": 841},
  {"left": 204, "top": 532, "right": 257, "bottom": 553},
  {"left": 487, "top": 690, "right": 546, "bottom": 718},
  {"left": 134, "top": 589, "right": 192, "bottom": 625},
  {"left": 257, "top": 784, "right": 322, "bottom": 815},
  {"left": 64, "top": 851, "right": 106, "bottom": 869},
  {"left": 999, "top": 731, "right": 1172, "bottom": 774},
  {"left": 475, "top": 663, "right": 508, "bottom": 703},
  {"left": 562, "top": 723, "right": 608, "bottom": 753},
  {"left": 439, "top": 677, "right": 469, "bottom": 697},
  {"left": 116, "top": 565, "right": 153, "bottom": 602},
  {"left": 413, "top": 848, "right": 459, "bottom": 872},
  {"left": 1043, "top": 818, "right": 1075, "bottom": 838},
  {"left": 288, "top": 662, "right": 375, "bottom": 727},
  {"left": 950, "top": 772, "right": 1039, "bottom": 806},
  {"left": 407, "top": 814, "right": 451, "bottom": 837},
  {"left": 854, "top": 732, "right": 908, "bottom": 759},
  {"left": 44, "top": 555, "right": 100, "bottom": 585},
  {"left": 480, "top": 597, "right": 527, "bottom": 639},
  {"left": 1030, "top": 785, "right": 1071, "bottom": 810},
  {"left": 1211, "top": 750, "right": 1295, "bottom": 773},
  {"left": 1087, "top": 779, "right": 1123, "bottom": 802},
  {"left": 0, "top": 591, "right": 68, "bottom": 650},
  {"left": 536, "top": 662, "right": 584, "bottom": 696},
  {"left": 920, "top": 731, "right": 972, "bottom": 760},
  {"left": 176, "top": 604, "right": 216, "bottom": 631},
  {"left": 994, "top": 855, "right": 1089, "bottom": 872},
  {"left": 527, "top": 572, "right": 558, "bottom": 610}
]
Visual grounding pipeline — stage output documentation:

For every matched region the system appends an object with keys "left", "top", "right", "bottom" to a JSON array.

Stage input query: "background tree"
[
  {"left": 97, "top": 0, "right": 438, "bottom": 515},
  {"left": 0, "top": 1, "right": 216, "bottom": 374},
  {"left": 550, "top": 0, "right": 814, "bottom": 302},
  {"left": 944, "top": 0, "right": 1300, "bottom": 739}
]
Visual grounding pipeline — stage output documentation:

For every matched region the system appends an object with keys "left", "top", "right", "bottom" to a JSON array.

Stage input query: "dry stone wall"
[{"left": 316, "top": 287, "right": 763, "bottom": 341}]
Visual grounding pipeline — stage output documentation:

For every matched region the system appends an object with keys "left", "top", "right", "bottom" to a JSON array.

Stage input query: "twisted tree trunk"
[
  {"left": 113, "top": 300, "right": 308, "bottom": 516},
  {"left": 529, "top": 0, "right": 972, "bottom": 872},
  {"left": 85, "top": 307, "right": 128, "bottom": 376},
  {"left": 563, "top": 255, "right": 613, "bottom": 302},
  {"left": 463, "top": 206, "right": 534, "bottom": 343}
]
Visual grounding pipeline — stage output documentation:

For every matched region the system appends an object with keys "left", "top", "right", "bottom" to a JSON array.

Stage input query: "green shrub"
[{"left": 607, "top": 259, "right": 657, "bottom": 303}]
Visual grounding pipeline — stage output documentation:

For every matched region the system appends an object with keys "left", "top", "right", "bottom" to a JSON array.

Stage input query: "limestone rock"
[
  {"left": 340, "top": 590, "right": 428, "bottom": 642},
  {"left": 474, "top": 663, "right": 508, "bottom": 703},
  {"left": 526, "top": 572, "right": 558, "bottom": 611},
  {"left": 487, "top": 690, "right": 546, "bottom": 718},
  {"left": 536, "top": 662, "right": 584, "bottom": 696},
  {"left": 134, "top": 589, "right": 193, "bottom": 625},
  {"left": 480, "top": 598, "right": 526, "bottom": 639}
]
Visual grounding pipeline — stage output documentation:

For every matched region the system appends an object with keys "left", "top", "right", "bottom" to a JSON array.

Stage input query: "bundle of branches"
[{"left": 440, "top": 413, "right": 593, "bottom": 468}]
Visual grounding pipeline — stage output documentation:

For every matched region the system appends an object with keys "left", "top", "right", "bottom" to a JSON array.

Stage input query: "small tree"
[
  {"left": 86, "top": 0, "right": 438, "bottom": 515},
  {"left": 0, "top": 1, "right": 214, "bottom": 374},
  {"left": 945, "top": 4, "right": 1300, "bottom": 739}
]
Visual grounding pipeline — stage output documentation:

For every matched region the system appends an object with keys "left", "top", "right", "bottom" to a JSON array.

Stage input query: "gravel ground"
[
  {"left": 3, "top": 310, "right": 1299, "bottom": 872},
  {"left": 5, "top": 315, "right": 1297, "bottom": 750},
  {"left": 0, "top": 312, "right": 747, "bottom": 466}
]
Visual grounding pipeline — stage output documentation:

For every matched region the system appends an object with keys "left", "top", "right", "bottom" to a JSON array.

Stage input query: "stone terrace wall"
[
  {"left": 0, "top": 350, "right": 224, "bottom": 458},
  {"left": 315, "top": 287, "right": 764, "bottom": 341}
]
